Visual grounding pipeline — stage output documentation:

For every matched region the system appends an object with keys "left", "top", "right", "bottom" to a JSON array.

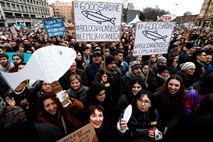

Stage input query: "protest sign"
[
  {"left": 1, "top": 46, "right": 76, "bottom": 90},
  {"left": 133, "top": 22, "right": 175, "bottom": 56},
  {"left": 73, "top": 1, "right": 122, "bottom": 42},
  {"left": 57, "top": 122, "right": 98, "bottom": 142},
  {"left": 43, "top": 18, "right": 66, "bottom": 37}
]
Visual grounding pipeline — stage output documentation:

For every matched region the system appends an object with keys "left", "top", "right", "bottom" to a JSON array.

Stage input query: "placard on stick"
[
  {"left": 57, "top": 122, "right": 98, "bottom": 142},
  {"left": 133, "top": 22, "right": 175, "bottom": 56},
  {"left": 73, "top": 1, "right": 122, "bottom": 42}
]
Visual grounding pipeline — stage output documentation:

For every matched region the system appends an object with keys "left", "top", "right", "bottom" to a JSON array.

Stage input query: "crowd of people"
[{"left": 0, "top": 25, "right": 213, "bottom": 142}]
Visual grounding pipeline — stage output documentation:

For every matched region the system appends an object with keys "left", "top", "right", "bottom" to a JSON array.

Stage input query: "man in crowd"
[
  {"left": 0, "top": 53, "right": 14, "bottom": 72},
  {"left": 9, "top": 53, "right": 24, "bottom": 73}
]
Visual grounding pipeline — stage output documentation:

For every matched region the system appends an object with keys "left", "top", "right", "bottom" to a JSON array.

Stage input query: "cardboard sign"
[
  {"left": 57, "top": 123, "right": 98, "bottom": 142},
  {"left": 43, "top": 18, "right": 66, "bottom": 37},
  {"left": 133, "top": 22, "right": 175, "bottom": 56},
  {"left": 73, "top": 1, "right": 122, "bottom": 42}
]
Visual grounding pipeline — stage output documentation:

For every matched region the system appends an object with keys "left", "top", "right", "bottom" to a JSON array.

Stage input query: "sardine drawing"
[
  {"left": 1, "top": 46, "right": 76, "bottom": 90},
  {"left": 142, "top": 30, "right": 167, "bottom": 42},
  {"left": 81, "top": 10, "right": 116, "bottom": 25}
]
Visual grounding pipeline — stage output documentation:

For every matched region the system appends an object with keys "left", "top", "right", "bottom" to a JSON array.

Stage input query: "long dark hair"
[
  {"left": 36, "top": 91, "right": 63, "bottom": 122},
  {"left": 159, "top": 74, "right": 186, "bottom": 109},
  {"left": 125, "top": 77, "right": 146, "bottom": 96}
]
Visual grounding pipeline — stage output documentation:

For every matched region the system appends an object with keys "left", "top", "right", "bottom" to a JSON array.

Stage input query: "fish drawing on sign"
[
  {"left": 142, "top": 30, "right": 167, "bottom": 42},
  {"left": 81, "top": 10, "right": 116, "bottom": 25},
  {"left": 157, "top": 14, "right": 176, "bottom": 22},
  {"left": 1, "top": 45, "right": 76, "bottom": 90}
]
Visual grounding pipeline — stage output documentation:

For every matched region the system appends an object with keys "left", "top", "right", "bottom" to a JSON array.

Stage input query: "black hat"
[
  {"left": 106, "top": 55, "right": 115, "bottom": 66},
  {"left": 185, "top": 42, "right": 194, "bottom": 49},
  {"left": 90, "top": 81, "right": 105, "bottom": 96},
  {"left": 95, "top": 46, "right": 101, "bottom": 51},
  {"left": 12, "top": 53, "right": 24, "bottom": 61},
  {"left": 158, "top": 65, "right": 169, "bottom": 74},
  {"left": 131, "top": 61, "right": 142, "bottom": 71},
  {"left": 93, "top": 51, "right": 102, "bottom": 57}
]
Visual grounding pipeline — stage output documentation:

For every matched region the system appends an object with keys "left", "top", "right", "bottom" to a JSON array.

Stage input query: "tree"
[
  {"left": 139, "top": 11, "right": 145, "bottom": 21},
  {"left": 183, "top": 11, "right": 192, "bottom": 16},
  {"left": 127, "top": 2, "right": 135, "bottom": 10},
  {"left": 142, "top": 6, "right": 169, "bottom": 21}
]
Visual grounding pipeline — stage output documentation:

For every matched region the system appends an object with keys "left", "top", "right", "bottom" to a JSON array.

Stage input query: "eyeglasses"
[
  {"left": 13, "top": 58, "right": 21, "bottom": 60},
  {"left": 137, "top": 98, "right": 150, "bottom": 104}
]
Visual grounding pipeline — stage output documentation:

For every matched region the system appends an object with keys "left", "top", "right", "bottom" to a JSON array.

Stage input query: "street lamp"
[{"left": 174, "top": 3, "right": 178, "bottom": 15}]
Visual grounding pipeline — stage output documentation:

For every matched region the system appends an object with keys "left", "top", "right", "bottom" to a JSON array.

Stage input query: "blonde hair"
[{"left": 69, "top": 74, "right": 82, "bottom": 84}]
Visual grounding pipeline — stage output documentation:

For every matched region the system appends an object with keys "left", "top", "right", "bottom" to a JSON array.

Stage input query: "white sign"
[
  {"left": 157, "top": 14, "right": 176, "bottom": 22},
  {"left": 1, "top": 46, "right": 76, "bottom": 90},
  {"left": 133, "top": 22, "right": 175, "bottom": 56},
  {"left": 74, "top": 1, "right": 122, "bottom": 42}
]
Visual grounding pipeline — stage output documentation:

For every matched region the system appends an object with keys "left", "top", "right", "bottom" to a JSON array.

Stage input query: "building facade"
[
  {"left": 198, "top": 0, "right": 213, "bottom": 27},
  {"left": 0, "top": 0, "right": 50, "bottom": 26},
  {"left": 175, "top": 15, "right": 199, "bottom": 25},
  {"left": 52, "top": 0, "right": 72, "bottom": 22}
]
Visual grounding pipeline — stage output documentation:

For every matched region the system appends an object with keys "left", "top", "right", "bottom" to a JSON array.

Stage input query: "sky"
[{"left": 47, "top": 0, "right": 204, "bottom": 16}]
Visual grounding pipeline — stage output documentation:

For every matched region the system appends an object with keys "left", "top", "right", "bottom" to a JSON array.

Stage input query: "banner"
[
  {"left": 133, "top": 22, "right": 175, "bottom": 56},
  {"left": 57, "top": 123, "right": 98, "bottom": 142},
  {"left": 73, "top": 1, "right": 122, "bottom": 42},
  {"left": 43, "top": 18, "right": 66, "bottom": 37}
]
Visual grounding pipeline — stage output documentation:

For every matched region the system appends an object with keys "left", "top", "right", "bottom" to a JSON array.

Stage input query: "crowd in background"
[{"left": 0, "top": 25, "right": 213, "bottom": 142}]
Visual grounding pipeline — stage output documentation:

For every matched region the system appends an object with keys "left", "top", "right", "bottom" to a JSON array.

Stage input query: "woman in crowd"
[
  {"left": 116, "top": 90, "right": 162, "bottom": 142},
  {"left": 66, "top": 74, "right": 89, "bottom": 104},
  {"left": 85, "top": 81, "right": 116, "bottom": 126},
  {"left": 177, "top": 62, "right": 197, "bottom": 89},
  {"left": 36, "top": 81, "right": 53, "bottom": 97},
  {"left": 84, "top": 104, "right": 114, "bottom": 142},
  {"left": 117, "top": 77, "right": 146, "bottom": 114},
  {"left": 153, "top": 74, "right": 186, "bottom": 142},
  {"left": 177, "top": 62, "right": 200, "bottom": 115},
  {"left": 36, "top": 91, "right": 84, "bottom": 134}
]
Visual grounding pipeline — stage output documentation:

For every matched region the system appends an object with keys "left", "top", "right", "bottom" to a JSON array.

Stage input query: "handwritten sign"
[
  {"left": 133, "top": 22, "right": 175, "bottom": 56},
  {"left": 43, "top": 18, "right": 66, "bottom": 37},
  {"left": 74, "top": 1, "right": 122, "bottom": 42},
  {"left": 57, "top": 123, "right": 98, "bottom": 142}
]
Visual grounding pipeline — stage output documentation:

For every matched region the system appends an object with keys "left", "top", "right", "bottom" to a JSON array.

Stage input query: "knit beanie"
[
  {"left": 90, "top": 81, "right": 105, "bottom": 96},
  {"left": 185, "top": 42, "right": 194, "bottom": 49},
  {"left": 131, "top": 61, "right": 142, "bottom": 71},
  {"left": 180, "top": 62, "right": 196, "bottom": 71},
  {"left": 157, "top": 56, "right": 167, "bottom": 63},
  {"left": 105, "top": 55, "right": 115, "bottom": 66},
  {"left": 12, "top": 53, "right": 24, "bottom": 61},
  {"left": 158, "top": 65, "right": 169, "bottom": 74}
]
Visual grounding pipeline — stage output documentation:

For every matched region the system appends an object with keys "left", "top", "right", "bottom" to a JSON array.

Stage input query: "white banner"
[
  {"left": 74, "top": 1, "right": 122, "bottom": 42},
  {"left": 133, "top": 22, "right": 175, "bottom": 56}
]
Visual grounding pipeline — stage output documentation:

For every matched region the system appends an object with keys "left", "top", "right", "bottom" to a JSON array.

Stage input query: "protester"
[
  {"left": 116, "top": 90, "right": 162, "bottom": 142},
  {"left": 117, "top": 77, "right": 146, "bottom": 114},
  {"left": 152, "top": 74, "right": 187, "bottom": 142},
  {"left": 84, "top": 104, "right": 115, "bottom": 142},
  {"left": 0, "top": 120, "right": 65, "bottom": 142},
  {"left": 85, "top": 50, "right": 102, "bottom": 84},
  {"left": 9, "top": 53, "right": 24, "bottom": 72},
  {"left": 59, "top": 61, "right": 88, "bottom": 90},
  {"left": 36, "top": 91, "right": 84, "bottom": 134},
  {"left": 66, "top": 74, "right": 89, "bottom": 104},
  {"left": 85, "top": 81, "right": 116, "bottom": 126},
  {"left": 94, "top": 55, "right": 121, "bottom": 104},
  {"left": 120, "top": 60, "right": 145, "bottom": 96},
  {"left": 0, "top": 53, "right": 14, "bottom": 72}
]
